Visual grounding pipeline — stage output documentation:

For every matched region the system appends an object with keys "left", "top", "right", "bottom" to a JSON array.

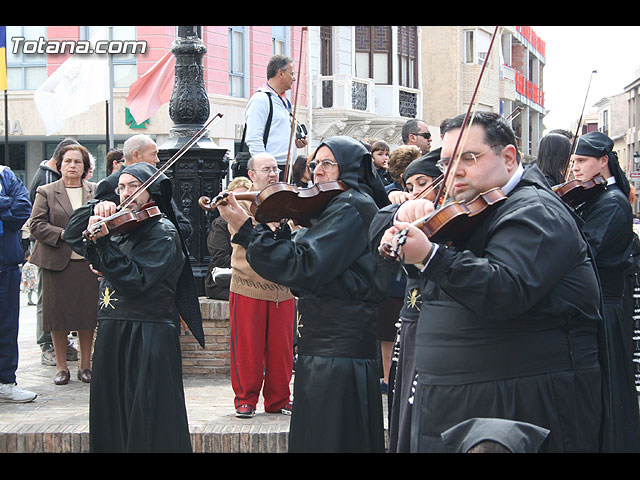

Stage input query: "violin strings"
[
  {"left": 402, "top": 27, "right": 502, "bottom": 235},
  {"left": 414, "top": 175, "right": 443, "bottom": 201}
]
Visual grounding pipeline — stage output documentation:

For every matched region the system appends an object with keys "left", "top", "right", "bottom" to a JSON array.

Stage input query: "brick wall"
[{"left": 180, "top": 298, "right": 230, "bottom": 376}]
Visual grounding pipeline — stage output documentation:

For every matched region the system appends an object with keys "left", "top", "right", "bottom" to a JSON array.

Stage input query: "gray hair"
[
  {"left": 266, "top": 55, "right": 293, "bottom": 80},
  {"left": 123, "top": 134, "right": 154, "bottom": 163}
]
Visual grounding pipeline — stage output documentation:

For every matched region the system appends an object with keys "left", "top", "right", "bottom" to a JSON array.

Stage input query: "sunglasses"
[{"left": 412, "top": 132, "right": 431, "bottom": 140}]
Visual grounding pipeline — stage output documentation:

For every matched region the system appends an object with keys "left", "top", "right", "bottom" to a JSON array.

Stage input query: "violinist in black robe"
[
  {"left": 570, "top": 131, "right": 640, "bottom": 452},
  {"left": 217, "top": 136, "right": 391, "bottom": 453},
  {"left": 376, "top": 149, "right": 441, "bottom": 453},
  {"left": 64, "top": 163, "right": 202, "bottom": 453},
  {"left": 373, "top": 112, "right": 608, "bottom": 452}
]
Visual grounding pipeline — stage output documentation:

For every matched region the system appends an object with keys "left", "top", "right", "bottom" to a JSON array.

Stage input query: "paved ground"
[
  {"left": 1, "top": 291, "right": 388, "bottom": 453},
  {"left": 0, "top": 291, "right": 290, "bottom": 452}
]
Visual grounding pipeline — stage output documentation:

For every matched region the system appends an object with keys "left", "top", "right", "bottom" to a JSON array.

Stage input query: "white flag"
[{"left": 34, "top": 28, "right": 110, "bottom": 135}]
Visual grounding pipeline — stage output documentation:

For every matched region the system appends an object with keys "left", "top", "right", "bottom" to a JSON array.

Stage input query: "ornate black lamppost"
[{"left": 158, "top": 26, "right": 228, "bottom": 296}]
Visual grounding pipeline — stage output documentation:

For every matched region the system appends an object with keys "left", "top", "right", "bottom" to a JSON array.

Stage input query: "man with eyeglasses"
[
  {"left": 218, "top": 136, "right": 390, "bottom": 452},
  {"left": 373, "top": 112, "right": 609, "bottom": 452},
  {"left": 94, "top": 134, "right": 192, "bottom": 241},
  {"left": 402, "top": 119, "right": 432, "bottom": 155},
  {"left": 227, "top": 152, "right": 295, "bottom": 419},
  {"left": 63, "top": 162, "right": 201, "bottom": 452}
]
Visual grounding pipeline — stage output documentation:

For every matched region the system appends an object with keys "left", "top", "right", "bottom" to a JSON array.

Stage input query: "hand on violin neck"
[
  {"left": 388, "top": 190, "right": 412, "bottom": 205},
  {"left": 93, "top": 201, "right": 117, "bottom": 218},
  {"left": 87, "top": 215, "right": 110, "bottom": 241},
  {"left": 217, "top": 191, "right": 250, "bottom": 233},
  {"left": 395, "top": 199, "right": 434, "bottom": 223},
  {"left": 386, "top": 221, "right": 433, "bottom": 265}
]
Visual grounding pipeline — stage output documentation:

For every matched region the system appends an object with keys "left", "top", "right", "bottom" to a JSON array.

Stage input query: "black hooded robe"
[
  {"left": 64, "top": 164, "right": 196, "bottom": 453},
  {"left": 230, "top": 136, "right": 389, "bottom": 453},
  {"left": 371, "top": 165, "right": 608, "bottom": 453},
  {"left": 576, "top": 183, "right": 640, "bottom": 452}
]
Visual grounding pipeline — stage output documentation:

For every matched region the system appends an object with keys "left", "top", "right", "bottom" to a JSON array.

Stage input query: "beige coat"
[{"left": 29, "top": 179, "right": 95, "bottom": 271}]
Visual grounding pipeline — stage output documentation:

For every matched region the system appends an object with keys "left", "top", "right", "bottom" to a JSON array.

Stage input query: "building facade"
[
  {"left": 1, "top": 25, "right": 545, "bottom": 186},
  {"left": 420, "top": 25, "right": 546, "bottom": 160}
]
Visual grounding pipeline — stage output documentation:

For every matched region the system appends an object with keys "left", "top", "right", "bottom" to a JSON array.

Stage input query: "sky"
[{"left": 531, "top": 26, "right": 640, "bottom": 134}]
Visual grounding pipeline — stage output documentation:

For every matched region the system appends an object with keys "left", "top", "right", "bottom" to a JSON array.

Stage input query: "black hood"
[
  {"left": 313, "top": 136, "right": 390, "bottom": 209},
  {"left": 120, "top": 162, "right": 172, "bottom": 201}
]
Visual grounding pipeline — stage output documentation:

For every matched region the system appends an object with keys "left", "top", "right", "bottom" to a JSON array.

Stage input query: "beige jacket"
[
  {"left": 29, "top": 179, "right": 95, "bottom": 271},
  {"left": 228, "top": 199, "right": 293, "bottom": 302}
]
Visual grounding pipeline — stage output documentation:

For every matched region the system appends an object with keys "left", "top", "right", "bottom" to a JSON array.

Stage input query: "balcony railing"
[
  {"left": 515, "top": 70, "right": 544, "bottom": 108},
  {"left": 317, "top": 74, "right": 419, "bottom": 118}
]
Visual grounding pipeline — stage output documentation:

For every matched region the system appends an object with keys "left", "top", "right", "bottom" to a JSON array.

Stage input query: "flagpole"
[
  {"left": 3, "top": 90, "right": 7, "bottom": 166},
  {"left": 107, "top": 26, "right": 114, "bottom": 150},
  {"left": 3, "top": 26, "right": 7, "bottom": 166}
]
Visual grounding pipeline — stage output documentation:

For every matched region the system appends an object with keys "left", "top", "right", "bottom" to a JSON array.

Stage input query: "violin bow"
[
  {"left": 563, "top": 69, "right": 597, "bottom": 182},
  {"left": 118, "top": 113, "right": 224, "bottom": 211},
  {"left": 384, "top": 26, "right": 501, "bottom": 260},
  {"left": 435, "top": 25, "right": 502, "bottom": 206},
  {"left": 413, "top": 174, "right": 444, "bottom": 201},
  {"left": 505, "top": 105, "right": 523, "bottom": 122},
  {"left": 284, "top": 26, "right": 308, "bottom": 184}
]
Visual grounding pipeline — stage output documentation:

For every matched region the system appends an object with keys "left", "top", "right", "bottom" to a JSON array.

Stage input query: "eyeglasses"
[
  {"left": 412, "top": 131, "right": 431, "bottom": 140},
  {"left": 308, "top": 160, "right": 339, "bottom": 172},
  {"left": 252, "top": 167, "right": 282, "bottom": 175},
  {"left": 436, "top": 145, "right": 503, "bottom": 172},
  {"left": 115, "top": 183, "right": 142, "bottom": 195}
]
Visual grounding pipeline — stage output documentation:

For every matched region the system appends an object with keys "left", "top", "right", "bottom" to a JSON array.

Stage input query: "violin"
[
  {"left": 83, "top": 202, "right": 162, "bottom": 241},
  {"left": 380, "top": 26, "right": 503, "bottom": 261},
  {"left": 555, "top": 70, "right": 600, "bottom": 208},
  {"left": 552, "top": 175, "right": 607, "bottom": 207},
  {"left": 379, "top": 187, "right": 507, "bottom": 259},
  {"left": 199, "top": 180, "right": 348, "bottom": 227}
]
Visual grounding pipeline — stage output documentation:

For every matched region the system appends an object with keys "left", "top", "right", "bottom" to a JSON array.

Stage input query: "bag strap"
[{"left": 239, "top": 91, "right": 274, "bottom": 153}]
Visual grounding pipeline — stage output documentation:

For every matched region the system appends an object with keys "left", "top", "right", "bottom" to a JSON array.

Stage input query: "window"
[
  {"left": 464, "top": 28, "right": 491, "bottom": 65},
  {"left": 86, "top": 26, "right": 137, "bottom": 88},
  {"left": 272, "top": 26, "right": 286, "bottom": 55},
  {"left": 398, "top": 26, "right": 417, "bottom": 89},
  {"left": 464, "top": 30, "right": 474, "bottom": 64},
  {"left": 320, "top": 26, "right": 333, "bottom": 76},
  {"left": 0, "top": 143, "right": 26, "bottom": 183},
  {"left": 229, "top": 26, "right": 245, "bottom": 97},
  {"left": 6, "top": 26, "right": 47, "bottom": 90},
  {"left": 355, "top": 26, "right": 391, "bottom": 84}
]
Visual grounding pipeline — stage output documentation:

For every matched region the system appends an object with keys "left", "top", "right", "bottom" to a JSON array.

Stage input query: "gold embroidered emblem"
[
  {"left": 406, "top": 288, "right": 421, "bottom": 311},
  {"left": 99, "top": 286, "right": 118, "bottom": 310}
]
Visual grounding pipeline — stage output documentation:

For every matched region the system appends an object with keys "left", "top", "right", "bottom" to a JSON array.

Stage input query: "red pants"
[{"left": 229, "top": 292, "right": 295, "bottom": 412}]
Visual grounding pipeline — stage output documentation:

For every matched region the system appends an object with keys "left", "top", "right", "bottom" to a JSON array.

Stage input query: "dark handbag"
[{"left": 231, "top": 92, "right": 273, "bottom": 176}]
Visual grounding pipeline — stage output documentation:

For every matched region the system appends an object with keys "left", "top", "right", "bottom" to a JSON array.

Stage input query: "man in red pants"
[{"left": 227, "top": 153, "right": 295, "bottom": 418}]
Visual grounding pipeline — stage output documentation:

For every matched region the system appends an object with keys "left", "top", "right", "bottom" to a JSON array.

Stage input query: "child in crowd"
[{"left": 21, "top": 250, "right": 38, "bottom": 306}]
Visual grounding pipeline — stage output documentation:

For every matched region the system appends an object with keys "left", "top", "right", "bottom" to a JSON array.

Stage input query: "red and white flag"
[{"left": 126, "top": 50, "right": 175, "bottom": 124}]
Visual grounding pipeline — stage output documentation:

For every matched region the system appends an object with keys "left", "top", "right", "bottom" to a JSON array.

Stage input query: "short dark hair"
[
  {"left": 401, "top": 119, "right": 426, "bottom": 144},
  {"left": 442, "top": 111, "right": 520, "bottom": 163},
  {"left": 106, "top": 148, "right": 124, "bottom": 175},
  {"left": 267, "top": 55, "right": 293, "bottom": 80},
  {"left": 55, "top": 144, "right": 91, "bottom": 179}
]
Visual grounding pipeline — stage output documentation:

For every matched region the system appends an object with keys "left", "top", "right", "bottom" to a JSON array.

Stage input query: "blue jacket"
[{"left": 0, "top": 166, "right": 32, "bottom": 270}]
